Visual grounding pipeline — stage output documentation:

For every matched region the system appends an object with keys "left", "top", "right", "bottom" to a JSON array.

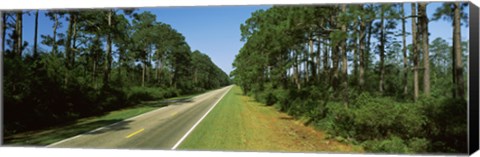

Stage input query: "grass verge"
[{"left": 178, "top": 86, "right": 363, "bottom": 152}]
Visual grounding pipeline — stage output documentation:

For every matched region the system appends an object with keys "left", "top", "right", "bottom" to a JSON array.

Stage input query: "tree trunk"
[
  {"left": 341, "top": 4, "right": 348, "bottom": 105},
  {"left": 294, "top": 50, "right": 301, "bottom": 90},
  {"left": 33, "top": 10, "right": 39, "bottom": 58},
  {"left": 142, "top": 61, "right": 146, "bottom": 87},
  {"left": 104, "top": 10, "right": 113, "bottom": 88},
  {"left": 155, "top": 55, "right": 160, "bottom": 81},
  {"left": 451, "top": 25, "right": 457, "bottom": 98},
  {"left": 92, "top": 46, "right": 97, "bottom": 88},
  {"left": 316, "top": 37, "right": 322, "bottom": 81},
  {"left": 402, "top": 5, "right": 408, "bottom": 96},
  {"left": 93, "top": 60, "right": 97, "bottom": 88},
  {"left": 353, "top": 33, "right": 358, "bottom": 81},
  {"left": 194, "top": 69, "right": 198, "bottom": 85},
  {"left": 379, "top": 5, "right": 385, "bottom": 93},
  {"left": 15, "top": 12, "right": 22, "bottom": 57},
  {"left": 281, "top": 52, "right": 288, "bottom": 88},
  {"left": 366, "top": 19, "right": 373, "bottom": 72},
  {"left": 142, "top": 48, "right": 148, "bottom": 87},
  {"left": 331, "top": 13, "right": 339, "bottom": 91},
  {"left": 52, "top": 14, "right": 58, "bottom": 55},
  {"left": 158, "top": 55, "right": 165, "bottom": 84},
  {"left": 332, "top": 46, "right": 339, "bottom": 91},
  {"left": 419, "top": 3, "right": 431, "bottom": 97},
  {"left": 379, "top": 6, "right": 385, "bottom": 93},
  {"left": 147, "top": 49, "right": 151, "bottom": 84},
  {"left": 304, "top": 43, "right": 309, "bottom": 83},
  {"left": 309, "top": 36, "right": 316, "bottom": 82},
  {"left": 359, "top": 18, "right": 366, "bottom": 89},
  {"left": 411, "top": 3, "right": 419, "bottom": 101},
  {"left": 65, "top": 13, "right": 74, "bottom": 86},
  {"left": 323, "top": 39, "right": 329, "bottom": 75},
  {"left": 72, "top": 14, "right": 77, "bottom": 66},
  {"left": 453, "top": 2, "right": 464, "bottom": 99},
  {"left": 119, "top": 50, "right": 124, "bottom": 77},
  {"left": 1, "top": 13, "right": 6, "bottom": 53}
]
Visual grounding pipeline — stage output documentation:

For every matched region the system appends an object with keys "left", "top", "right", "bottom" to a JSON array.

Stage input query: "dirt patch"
[{"left": 239, "top": 94, "right": 362, "bottom": 153}]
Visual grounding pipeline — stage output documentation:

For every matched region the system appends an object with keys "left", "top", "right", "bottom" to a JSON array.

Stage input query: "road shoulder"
[{"left": 178, "top": 86, "right": 363, "bottom": 152}]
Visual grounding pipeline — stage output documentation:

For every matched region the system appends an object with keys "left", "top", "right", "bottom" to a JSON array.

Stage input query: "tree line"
[
  {"left": 232, "top": 3, "right": 468, "bottom": 153},
  {"left": 2, "top": 9, "right": 230, "bottom": 135}
]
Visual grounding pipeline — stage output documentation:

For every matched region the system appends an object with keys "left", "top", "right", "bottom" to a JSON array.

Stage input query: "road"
[{"left": 47, "top": 85, "right": 232, "bottom": 149}]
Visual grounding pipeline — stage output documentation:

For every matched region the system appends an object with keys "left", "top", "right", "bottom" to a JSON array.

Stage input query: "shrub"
[
  {"left": 272, "top": 88, "right": 290, "bottom": 111},
  {"left": 253, "top": 83, "right": 278, "bottom": 106},
  {"left": 407, "top": 138, "right": 430, "bottom": 153},
  {"left": 98, "top": 87, "right": 129, "bottom": 111},
  {"left": 127, "top": 86, "right": 166, "bottom": 103},
  {"left": 323, "top": 101, "right": 355, "bottom": 139},
  {"left": 418, "top": 96, "right": 467, "bottom": 153},
  {"left": 315, "top": 93, "right": 430, "bottom": 152},
  {"left": 362, "top": 136, "right": 409, "bottom": 153},
  {"left": 163, "top": 87, "right": 181, "bottom": 98}
]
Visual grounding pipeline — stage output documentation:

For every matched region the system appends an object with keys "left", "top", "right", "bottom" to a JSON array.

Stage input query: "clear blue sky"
[
  {"left": 17, "top": 3, "right": 469, "bottom": 75},
  {"left": 141, "top": 6, "right": 270, "bottom": 74}
]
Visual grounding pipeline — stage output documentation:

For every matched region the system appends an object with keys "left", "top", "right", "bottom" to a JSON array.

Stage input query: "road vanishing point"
[{"left": 47, "top": 85, "right": 233, "bottom": 150}]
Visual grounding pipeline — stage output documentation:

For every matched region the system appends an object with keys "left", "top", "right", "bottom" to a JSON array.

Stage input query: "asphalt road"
[{"left": 47, "top": 85, "right": 232, "bottom": 150}]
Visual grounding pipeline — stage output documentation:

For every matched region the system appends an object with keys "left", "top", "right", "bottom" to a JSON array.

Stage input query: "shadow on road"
[
  {"left": 138, "top": 98, "right": 193, "bottom": 107},
  {"left": 4, "top": 97, "right": 195, "bottom": 146},
  {"left": 3, "top": 119, "right": 126, "bottom": 146},
  {"left": 84, "top": 120, "right": 133, "bottom": 135},
  {"left": 163, "top": 98, "right": 193, "bottom": 105}
]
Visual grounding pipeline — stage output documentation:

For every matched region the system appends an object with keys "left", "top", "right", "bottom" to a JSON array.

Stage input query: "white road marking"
[
  {"left": 171, "top": 86, "right": 232, "bottom": 150},
  {"left": 46, "top": 88, "right": 217, "bottom": 147}
]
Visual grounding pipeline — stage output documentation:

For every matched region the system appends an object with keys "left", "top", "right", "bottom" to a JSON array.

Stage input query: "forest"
[
  {"left": 2, "top": 10, "right": 230, "bottom": 136},
  {"left": 231, "top": 2, "right": 469, "bottom": 153}
]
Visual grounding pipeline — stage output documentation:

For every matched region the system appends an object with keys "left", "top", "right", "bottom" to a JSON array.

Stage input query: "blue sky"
[
  {"left": 16, "top": 3, "right": 469, "bottom": 75},
  {"left": 141, "top": 6, "right": 270, "bottom": 74}
]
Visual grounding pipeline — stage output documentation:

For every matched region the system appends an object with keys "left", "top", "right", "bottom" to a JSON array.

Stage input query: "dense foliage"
[
  {"left": 2, "top": 10, "right": 230, "bottom": 135},
  {"left": 232, "top": 3, "right": 468, "bottom": 153}
]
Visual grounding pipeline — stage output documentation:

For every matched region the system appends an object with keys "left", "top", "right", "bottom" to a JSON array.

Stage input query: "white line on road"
[
  {"left": 46, "top": 86, "right": 231, "bottom": 148},
  {"left": 47, "top": 109, "right": 156, "bottom": 147},
  {"left": 171, "top": 86, "right": 232, "bottom": 150},
  {"left": 47, "top": 88, "right": 213, "bottom": 147}
]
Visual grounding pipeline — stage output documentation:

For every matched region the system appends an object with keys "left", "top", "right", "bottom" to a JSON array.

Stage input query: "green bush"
[
  {"left": 313, "top": 93, "right": 431, "bottom": 152},
  {"left": 310, "top": 101, "right": 351, "bottom": 139},
  {"left": 273, "top": 88, "right": 293, "bottom": 112},
  {"left": 128, "top": 87, "right": 155, "bottom": 102},
  {"left": 126, "top": 86, "right": 181, "bottom": 103},
  {"left": 237, "top": 74, "right": 466, "bottom": 154},
  {"left": 362, "top": 136, "right": 409, "bottom": 153},
  {"left": 163, "top": 87, "right": 181, "bottom": 98},
  {"left": 252, "top": 83, "right": 277, "bottom": 106},
  {"left": 127, "top": 86, "right": 166, "bottom": 102},
  {"left": 99, "top": 87, "right": 129, "bottom": 111},
  {"left": 351, "top": 94, "right": 425, "bottom": 141},
  {"left": 418, "top": 96, "right": 467, "bottom": 153},
  {"left": 407, "top": 138, "right": 430, "bottom": 153}
]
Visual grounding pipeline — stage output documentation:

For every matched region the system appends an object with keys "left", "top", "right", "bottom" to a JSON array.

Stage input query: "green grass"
[
  {"left": 177, "top": 86, "right": 247, "bottom": 150},
  {"left": 178, "top": 86, "right": 361, "bottom": 152},
  {"left": 3, "top": 93, "right": 199, "bottom": 146}
]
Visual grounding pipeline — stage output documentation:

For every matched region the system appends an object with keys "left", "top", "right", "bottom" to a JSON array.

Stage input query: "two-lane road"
[{"left": 47, "top": 85, "right": 233, "bottom": 149}]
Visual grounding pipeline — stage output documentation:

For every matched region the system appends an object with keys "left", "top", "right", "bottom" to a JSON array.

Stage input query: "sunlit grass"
[{"left": 178, "top": 86, "right": 362, "bottom": 152}]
